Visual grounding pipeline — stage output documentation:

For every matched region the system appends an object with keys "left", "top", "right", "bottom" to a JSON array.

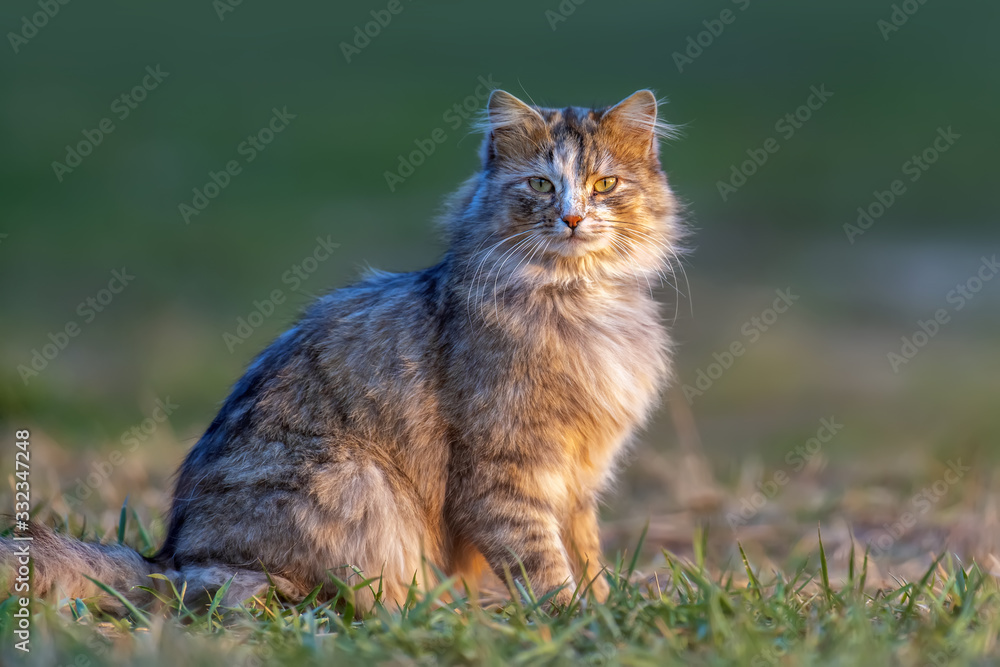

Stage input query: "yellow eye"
[
  {"left": 529, "top": 178, "right": 554, "bottom": 193},
  {"left": 594, "top": 177, "right": 618, "bottom": 193}
]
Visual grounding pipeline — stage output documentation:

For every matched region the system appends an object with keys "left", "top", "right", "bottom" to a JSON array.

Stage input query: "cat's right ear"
[
  {"left": 486, "top": 90, "right": 545, "bottom": 130},
  {"left": 481, "top": 90, "right": 546, "bottom": 165}
]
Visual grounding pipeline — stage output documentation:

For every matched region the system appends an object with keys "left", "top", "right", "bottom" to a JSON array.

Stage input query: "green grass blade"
[
  {"left": 117, "top": 495, "right": 129, "bottom": 545},
  {"left": 628, "top": 520, "right": 649, "bottom": 577},
  {"left": 848, "top": 534, "right": 856, "bottom": 585},
  {"left": 859, "top": 546, "right": 869, "bottom": 595},
  {"left": 84, "top": 575, "right": 150, "bottom": 626},
  {"left": 738, "top": 542, "right": 763, "bottom": 600},
  {"left": 900, "top": 551, "right": 948, "bottom": 625},
  {"left": 206, "top": 575, "right": 234, "bottom": 627},
  {"left": 818, "top": 525, "right": 832, "bottom": 605},
  {"left": 131, "top": 507, "right": 153, "bottom": 554}
]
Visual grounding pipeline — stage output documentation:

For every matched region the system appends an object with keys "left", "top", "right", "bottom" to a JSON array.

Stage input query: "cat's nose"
[{"left": 562, "top": 214, "right": 583, "bottom": 229}]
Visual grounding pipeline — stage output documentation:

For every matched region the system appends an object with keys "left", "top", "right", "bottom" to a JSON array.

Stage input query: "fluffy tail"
[
  {"left": 0, "top": 523, "right": 169, "bottom": 613},
  {"left": 2, "top": 522, "right": 308, "bottom": 614}
]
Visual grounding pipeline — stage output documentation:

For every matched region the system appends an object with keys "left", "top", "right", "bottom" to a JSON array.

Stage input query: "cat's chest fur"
[
  {"left": 540, "top": 289, "right": 665, "bottom": 418},
  {"left": 449, "top": 285, "right": 668, "bottom": 490}
]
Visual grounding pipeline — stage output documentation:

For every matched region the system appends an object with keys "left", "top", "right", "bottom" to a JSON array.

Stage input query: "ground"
[{"left": 3, "top": 408, "right": 1000, "bottom": 665}]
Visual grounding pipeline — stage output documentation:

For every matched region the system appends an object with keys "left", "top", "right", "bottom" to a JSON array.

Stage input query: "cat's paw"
[{"left": 541, "top": 583, "right": 576, "bottom": 612}]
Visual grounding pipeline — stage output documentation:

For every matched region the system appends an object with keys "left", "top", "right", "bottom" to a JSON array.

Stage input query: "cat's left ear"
[{"left": 602, "top": 90, "right": 665, "bottom": 158}]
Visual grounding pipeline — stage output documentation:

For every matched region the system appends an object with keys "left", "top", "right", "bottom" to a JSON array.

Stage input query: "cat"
[{"left": 2, "top": 88, "right": 682, "bottom": 613}]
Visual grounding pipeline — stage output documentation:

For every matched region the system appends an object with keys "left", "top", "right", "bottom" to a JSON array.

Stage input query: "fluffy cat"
[{"left": 2, "top": 89, "right": 682, "bottom": 613}]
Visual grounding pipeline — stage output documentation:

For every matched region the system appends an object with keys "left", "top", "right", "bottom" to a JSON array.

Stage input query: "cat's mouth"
[{"left": 549, "top": 228, "right": 609, "bottom": 257}]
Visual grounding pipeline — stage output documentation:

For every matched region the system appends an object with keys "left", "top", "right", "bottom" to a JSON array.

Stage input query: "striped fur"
[{"left": 3, "top": 90, "right": 681, "bottom": 613}]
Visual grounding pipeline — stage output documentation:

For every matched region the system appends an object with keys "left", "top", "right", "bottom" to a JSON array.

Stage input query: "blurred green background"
[{"left": 1, "top": 0, "right": 998, "bottom": 542}]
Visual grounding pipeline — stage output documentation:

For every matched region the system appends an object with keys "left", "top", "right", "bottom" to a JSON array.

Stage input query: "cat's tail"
[
  {"left": 0, "top": 522, "right": 170, "bottom": 612},
  {"left": 2, "top": 522, "right": 308, "bottom": 613}
]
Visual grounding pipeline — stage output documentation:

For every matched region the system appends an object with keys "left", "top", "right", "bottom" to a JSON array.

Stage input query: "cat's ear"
[
  {"left": 481, "top": 90, "right": 546, "bottom": 164},
  {"left": 602, "top": 90, "right": 670, "bottom": 157},
  {"left": 486, "top": 90, "right": 545, "bottom": 129}
]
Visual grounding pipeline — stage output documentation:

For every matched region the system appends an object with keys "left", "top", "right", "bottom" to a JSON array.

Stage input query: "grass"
[{"left": 3, "top": 512, "right": 1000, "bottom": 667}]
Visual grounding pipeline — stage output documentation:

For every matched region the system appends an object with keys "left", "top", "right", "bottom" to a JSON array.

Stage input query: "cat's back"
[{"left": 177, "top": 264, "right": 450, "bottom": 476}]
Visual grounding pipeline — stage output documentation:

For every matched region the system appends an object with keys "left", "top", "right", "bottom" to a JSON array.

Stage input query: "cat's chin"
[{"left": 549, "top": 233, "right": 610, "bottom": 258}]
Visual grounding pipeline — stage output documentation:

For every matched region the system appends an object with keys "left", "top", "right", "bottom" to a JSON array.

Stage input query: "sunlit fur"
[{"left": 1, "top": 90, "right": 683, "bottom": 614}]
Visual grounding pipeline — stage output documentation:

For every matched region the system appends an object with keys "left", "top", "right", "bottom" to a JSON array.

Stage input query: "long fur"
[{"left": 2, "top": 89, "right": 683, "bottom": 613}]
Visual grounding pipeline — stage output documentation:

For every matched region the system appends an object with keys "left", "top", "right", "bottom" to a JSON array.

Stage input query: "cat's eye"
[
  {"left": 594, "top": 177, "right": 618, "bottom": 193},
  {"left": 529, "top": 178, "right": 554, "bottom": 193}
]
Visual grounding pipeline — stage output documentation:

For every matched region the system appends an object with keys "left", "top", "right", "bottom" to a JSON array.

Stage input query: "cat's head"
[{"left": 453, "top": 89, "right": 681, "bottom": 291}]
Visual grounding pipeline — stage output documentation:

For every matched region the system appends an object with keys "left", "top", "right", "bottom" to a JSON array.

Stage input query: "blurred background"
[{"left": 1, "top": 0, "right": 998, "bottom": 581}]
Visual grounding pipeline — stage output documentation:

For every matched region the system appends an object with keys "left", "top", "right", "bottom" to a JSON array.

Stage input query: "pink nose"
[{"left": 562, "top": 214, "right": 583, "bottom": 228}]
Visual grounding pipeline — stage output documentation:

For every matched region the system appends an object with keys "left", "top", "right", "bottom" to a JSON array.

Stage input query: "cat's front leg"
[
  {"left": 453, "top": 467, "right": 577, "bottom": 606},
  {"left": 562, "top": 496, "right": 610, "bottom": 603}
]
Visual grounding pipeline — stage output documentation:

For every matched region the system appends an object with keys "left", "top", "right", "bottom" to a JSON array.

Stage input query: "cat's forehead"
[
  {"left": 529, "top": 105, "right": 616, "bottom": 170},
  {"left": 537, "top": 105, "right": 600, "bottom": 131},
  {"left": 533, "top": 105, "right": 607, "bottom": 145}
]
